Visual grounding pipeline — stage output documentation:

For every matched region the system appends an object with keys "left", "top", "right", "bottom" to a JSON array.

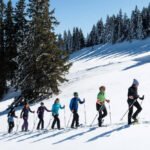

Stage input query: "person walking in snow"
[
  {"left": 96, "top": 86, "right": 110, "bottom": 127},
  {"left": 37, "top": 102, "right": 51, "bottom": 130},
  {"left": 127, "top": 79, "right": 144, "bottom": 125},
  {"left": 51, "top": 98, "right": 65, "bottom": 130},
  {"left": 70, "top": 92, "right": 85, "bottom": 128},
  {"left": 8, "top": 107, "right": 18, "bottom": 133},
  {"left": 20, "top": 102, "right": 35, "bottom": 131}
]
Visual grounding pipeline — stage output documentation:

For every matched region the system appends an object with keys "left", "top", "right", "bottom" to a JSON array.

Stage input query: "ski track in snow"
[{"left": 1, "top": 39, "right": 150, "bottom": 149}]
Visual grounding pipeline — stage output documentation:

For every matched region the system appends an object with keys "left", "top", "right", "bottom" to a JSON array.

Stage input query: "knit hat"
[
  {"left": 41, "top": 102, "right": 44, "bottom": 105},
  {"left": 133, "top": 79, "right": 139, "bottom": 85},
  {"left": 74, "top": 92, "right": 78, "bottom": 96}
]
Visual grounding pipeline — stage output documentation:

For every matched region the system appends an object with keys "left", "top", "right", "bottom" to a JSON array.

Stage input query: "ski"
[{"left": 133, "top": 118, "right": 140, "bottom": 125}]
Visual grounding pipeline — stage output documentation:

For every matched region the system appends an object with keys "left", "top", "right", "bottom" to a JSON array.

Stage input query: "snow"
[{"left": 1, "top": 38, "right": 150, "bottom": 150}]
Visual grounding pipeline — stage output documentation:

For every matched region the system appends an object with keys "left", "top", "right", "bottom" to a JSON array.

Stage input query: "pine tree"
[
  {"left": 4, "top": 0, "right": 17, "bottom": 82},
  {"left": 14, "top": 0, "right": 28, "bottom": 51},
  {"left": 79, "top": 28, "right": 84, "bottom": 49},
  {"left": 142, "top": 7, "right": 149, "bottom": 37},
  {"left": 86, "top": 33, "right": 92, "bottom": 47},
  {"left": 67, "top": 30, "right": 73, "bottom": 52},
  {"left": 130, "top": 6, "right": 139, "bottom": 39},
  {"left": 63, "top": 30, "right": 68, "bottom": 50},
  {"left": 75, "top": 27, "right": 80, "bottom": 50},
  {"left": 96, "top": 19, "right": 104, "bottom": 44},
  {"left": 0, "top": 0, "right": 6, "bottom": 99},
  {"left": 73, "top": 28, "right": 84, "bottom": 51},
  {"left": 110, "top": 15, "right": 118, "bottom": 44},
  {"left": 72, "top": 27, "right": 76, "bottom": 52},
  {"left": 105, "top": 16, "right": 112, "bottom": 43},
  {"left": 123, "top": 13, "right": 131, "bottom": 41},
  {"left": 90, "top": 25, "right": 98, "bottom": 45},
  {"left": 148, "top": 3, "right": 150, "bottom": 35},
  {"left": 117, "top": 9, "right": 123, "bottom": 42},
  {"left": 137, "top": 12, "right": 145, "bottom": 39},
  {"left": 57, "top": 33, "right": 64, "bottom": 50},
  {"left": 14, "top": 0, "right": 71, "bottom": 106}
]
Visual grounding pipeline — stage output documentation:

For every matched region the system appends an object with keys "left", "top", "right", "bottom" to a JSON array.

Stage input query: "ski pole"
[
  {"left": 108, "top": 103, "right": 112, "bottom": 125},
  {"left": 84, "top": 102, "right": 87, "bottom": 127},
  {"left": 64, "top": 108, "right": 67, "bottom": 129},
  {"left": 46, "top": 114, "right": 53, "bottom": 130},
  {"left": 16, "top": 118, "right": 21, "bottom": 133},
  {"left": 90, "top": 104, "right": 104, "bottom": 127},
  {"left": 32, "top": 114, "right": 38, "bottom": 131},
  {"left": 67, "top": 113, "right": 72, "bottom": 128},
  {"left": 120, "top": 99, "right": 137, "bottom": 121}
]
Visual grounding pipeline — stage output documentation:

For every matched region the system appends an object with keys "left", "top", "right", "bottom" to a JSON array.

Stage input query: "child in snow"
[
  {"left": 51, "top": 98, "right": 65, "bottom": 130},
  {"left": 8, "top": 107, "right": 18, "bottom": 133},
  {"left": 20, "top": 102, "right": 35, "bottom": 131},
  {"left": 70, "top": 92, "right": 85, "bottom": 128},
  {"left": 37, "top": 102, "right": 51, "bottom": 130},
  {"left": 127, "top": 79, "right": 144, "bottom": 125},
  {"left": 96, "top": 86, "right": 110, "bottom": 127}
]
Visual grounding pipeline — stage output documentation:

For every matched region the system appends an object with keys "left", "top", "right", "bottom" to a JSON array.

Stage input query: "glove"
[
  {"left": 20, "top": 116, "right": 23, "bottom": 119},
  {"left": 139, "top": 95, "right": 144, "bottom": 100},
  {"left": 106, "top": 99, "right": 110, "bottom": 103},
  {"left": 32, "top": 111, "right": 35, "bottom": 113}
]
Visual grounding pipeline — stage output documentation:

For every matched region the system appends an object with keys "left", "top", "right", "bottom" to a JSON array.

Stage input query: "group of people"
[{"left": 7, "top": 79, "right": 144, "bottom": 133}]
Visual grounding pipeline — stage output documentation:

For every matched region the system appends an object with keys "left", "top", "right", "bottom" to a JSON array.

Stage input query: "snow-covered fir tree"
[
  {"left": 13, "top": 0, "right": 71, "bottom": 106},
  {"left": 96, "top": 18, "right": 104, "bottom": 44},
  {"left": 137, "top": 12, "right": 145, "bottom": 39},
  {"left": 117, "top": 9, "right": 124, "bottom": 42}
]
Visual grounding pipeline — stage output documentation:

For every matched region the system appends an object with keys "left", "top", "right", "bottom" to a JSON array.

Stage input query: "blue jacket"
[
  {"left": 70, "top": 97, "right": 84, "bottom": 112},
  {"left": 8, "top": 109, "right": 17, "bottom": 122},
  {"left": 52, "top": 103, "right": 64, "bottom": 115}
]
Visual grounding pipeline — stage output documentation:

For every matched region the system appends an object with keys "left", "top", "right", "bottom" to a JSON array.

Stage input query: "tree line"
[
  {"left": 61, "top": 4, "right": 150, "bottom": 52},
  {"left": 0, "top": 0, "right": 71, "bottom": 107}
]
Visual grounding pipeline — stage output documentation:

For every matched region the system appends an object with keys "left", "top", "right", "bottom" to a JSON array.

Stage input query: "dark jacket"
[
  {"left": 8, "top": 109, "right": 17, "bottom": 122},
  {"left": 70, "top": 97, "right": 84, "bottom": 112},
  {"left": 37, "top": 106, "right": 51, "bottom": 117},
  {"left": 128, "top": 85, "right": 139, "bottom": 101},
  {"left": 21, "top": 106, "right": 33, "bottom": 118}
]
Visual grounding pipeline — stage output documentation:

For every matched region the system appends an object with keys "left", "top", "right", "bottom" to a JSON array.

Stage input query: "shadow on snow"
[
  {"left": 123, "top": 55, "right": 150, "bottom": 70},
  {"left": 87, "top": 124, "right": 130, "bottom": 142},
  {"left": 53, "top": 127, "right": 97, "bottom": 145}
]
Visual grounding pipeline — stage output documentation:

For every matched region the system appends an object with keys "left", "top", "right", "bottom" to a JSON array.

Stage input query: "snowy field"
[{"left": 1, "top": 38, "right": 150, "bottom": 150}]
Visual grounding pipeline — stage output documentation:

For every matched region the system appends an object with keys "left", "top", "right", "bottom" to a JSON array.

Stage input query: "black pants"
[
  {"left": 37, "top": 115, "right": 44, "bottom": 130},
  {"left": 51, "top": 114, "right": 60, "bottom": 129},
  {"left": 71, "top": 111, "right": 79, "bottom": 128},
  {"left": 8, "top": 122, "right": 14, "bottom": 133},
  {"left": 96, "top": 103, "right": 107, "bottom": 126},
  {"left": 128, "top": 99, "right": 142, "bottom": 124}
]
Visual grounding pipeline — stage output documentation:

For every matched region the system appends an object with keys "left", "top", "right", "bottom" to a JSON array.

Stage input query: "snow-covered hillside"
[{"left": 1, "top": 38, "right": 150, "bottom": 150}]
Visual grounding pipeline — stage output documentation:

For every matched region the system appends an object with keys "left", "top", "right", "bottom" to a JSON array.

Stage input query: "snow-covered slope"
[{"left": 1, "top": 38, "right": 150, "bottom": 150}]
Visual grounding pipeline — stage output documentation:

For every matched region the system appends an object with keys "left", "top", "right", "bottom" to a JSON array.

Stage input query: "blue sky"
[{"left": 5, "top": 0, "right": 150, "bottom": 36}]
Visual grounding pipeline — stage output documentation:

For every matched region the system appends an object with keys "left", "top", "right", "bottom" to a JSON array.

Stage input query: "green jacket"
[{"left": 97, "top": 92, "right": 106, "bottom": 103}]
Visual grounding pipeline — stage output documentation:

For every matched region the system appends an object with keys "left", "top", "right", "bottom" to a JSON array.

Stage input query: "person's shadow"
[
  {"left": 52, "top": 127, "right": 97, "bottom": 144},
  {"left": 87, "top": 124, "right": 129, "bottom": 142}
]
